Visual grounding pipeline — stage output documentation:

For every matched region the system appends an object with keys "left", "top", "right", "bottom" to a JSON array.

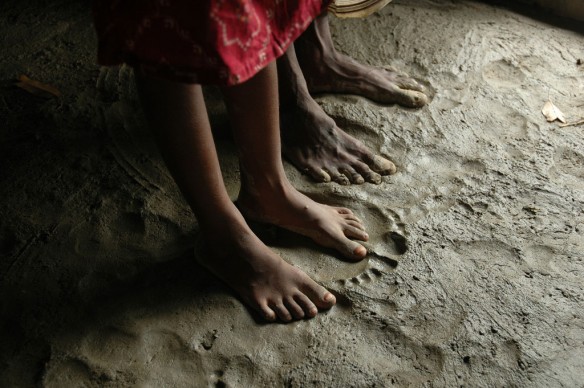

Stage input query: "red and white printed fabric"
[{"left": 94, "top": 0, "right": 330, "bottom": 85}]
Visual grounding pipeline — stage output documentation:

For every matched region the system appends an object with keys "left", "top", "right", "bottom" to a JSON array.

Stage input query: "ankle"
[
  {"left": 197, "top": 203, "right": 246, "bottom": 234},
  {"left": 241, "top": 175, "right": 291, "bottom": 198}
]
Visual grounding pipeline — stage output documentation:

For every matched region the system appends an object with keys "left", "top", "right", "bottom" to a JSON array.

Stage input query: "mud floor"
[{"left": 1, "top": 0, "right": 583, "bottom": 386}]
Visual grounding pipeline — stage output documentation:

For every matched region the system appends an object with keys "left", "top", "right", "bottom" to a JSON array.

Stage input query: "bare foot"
[
  {"left": 237, "top": 180, "right": 369, "bottom": 260},
  {"left": 304, "top": 57, "right": 428, "bottom": 108},
  {"left": 197, "top": 212, "right": 336, "bottom": 322},
  {"left": 278, "top": 44, "right": 396, "bottom": 185},
  {"left": 296, "top": 14, "right": 428, "bottom": 108},
  {"left": 281, "top": 94, "right": 396, "bottom": 184}
]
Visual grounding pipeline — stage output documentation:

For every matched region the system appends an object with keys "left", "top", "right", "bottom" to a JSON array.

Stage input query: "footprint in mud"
[
  {"left": 431, "top": 72, "right": 468, "bottom": 111},
  {"left": 550, "top": 146, "right": 584, "bottom": 183},
  {"left": 475, "top": 99, "right": 529, "bottom": 139},
  {"left": 266, "top": 201, "right": 408, "bottom": 289},
  {"left": 285, "top": 307, "right": 445, "bottom": 386},
  {"left": 334, "top": 231, "right": 405, "bottom": 289},
  {"left": 482, "top": 59, "right": 526, "bottom": 89}
]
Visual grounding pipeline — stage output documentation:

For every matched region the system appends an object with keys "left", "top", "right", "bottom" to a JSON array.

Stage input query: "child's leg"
[
  {"left": 221, "top": 63, "right": 369, "bottom": 260},
  {"left": 135, "top": 73, "right": 335, "bottom": 322}
]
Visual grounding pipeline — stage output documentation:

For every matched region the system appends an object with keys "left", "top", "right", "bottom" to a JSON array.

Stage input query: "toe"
[
  {"left": 363, "top": 170, "right": 382, "bottom": 184},
  {"left": 259, "top": 303, "right": 277, "bottom": 322},
  {"left": 294, "top": 294, "right": 318, "bottom": 318},
  {"left": 344, "top": 225, "right": 369, "bottom": 241},
  {"left": 339, "top": 166, "right": 365, "bottom": 185},
  {"left": 328, "top": 170, "right": 350, "bottom": 185},
  {"left": 271, "top": 303, "right": 293, "bottom": 322},
  {"left": 352, "top": 243, "right": 367, "bottom": 259},
  {"left": 346, "top": 220, "right": 366, "bottom": 231},
  {"left": 300, "top": 282, "right": 336, "bottom": 310},
  {"left": 334, "top": 207, "right": 353, "bottom": 215},
  {"left": 371, "top": 155, "right": 396, "bottom": 175},
  {"left": 284, "top": 297, "right": 305, "bottom": 320},
  {"left": 340, "top": 212, "right": 362, "bottom": 224},
  {"left": 400, "top": 89, "right": 428, "bottom": 108},
  {"left": 338, "top": 239, "right": 368, "bottom": 260},
  {"left": 303, "top": 165, "right": 331, "bottom": 183},
  {"left": 352, "top": 159, "right": 386, "bottom": 182},
  {"left": 399, "top": 77, "right": 426, "bottom": 93}
]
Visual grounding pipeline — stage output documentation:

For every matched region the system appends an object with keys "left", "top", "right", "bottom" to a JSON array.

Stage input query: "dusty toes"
[
  {"left": 303, "top": 165, "right": 331, "bottom": 183},
  {"left": 398, "top": 89, "right": 428, "bottom": 108},
  {"left": 387, "top": 71, "right": 426, "bottom": 94},
  {"left": 386, "top": 85, "right": 428, "bottom": 108},
  {"left": 352, "top": 156, "right": 393, "bottom": 182},
  {"left": 366, "top": 171, "right": 383, "bottom": 184},
  {"left": 358, "top": 162, "right": 384, "bottom": 185},
  {"left": 381, "top": 68, "right": 428, "bottom": 106},
  {"left": 399, "top": 78, "right": 426, "bottom": 94},
  {"left": 370, "top": 155, "right": 396, "bottom": 175},
  {"left": 339, "top": 166, "right": 365, "bottom": 185},
  {"left": 327, "top": 170, "right": 351, "bottom": 186}
]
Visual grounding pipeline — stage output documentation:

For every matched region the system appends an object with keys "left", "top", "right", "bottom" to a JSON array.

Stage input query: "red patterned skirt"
[{"left": 93, "top": 0, "right": 330, "bottom": 86}]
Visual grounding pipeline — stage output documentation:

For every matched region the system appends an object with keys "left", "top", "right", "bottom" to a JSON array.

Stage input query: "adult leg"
[
  {"left": 221, "top": 63, "right": 369, "bottom": 261},
  {"left": 135, "top": 72, "right": 337, "bottom": 322},
  {"left": 278, "top": 43, "right": 396, "bottom": 185},
  {"left": 296, "top": 13, "right": 428, "bottom": 107}
]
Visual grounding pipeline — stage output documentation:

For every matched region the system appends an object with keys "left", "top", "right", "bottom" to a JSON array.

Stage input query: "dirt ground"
[{"left": 1, "top": 0, "right": 583, "bottom": 386}]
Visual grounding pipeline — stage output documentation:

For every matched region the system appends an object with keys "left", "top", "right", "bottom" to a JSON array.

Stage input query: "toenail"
[
  {"left": 324, "top": 293, "right": 334, "bottom": 302},
  {"left": 354, "top": 246, "right": 367, "bottom": 257}
]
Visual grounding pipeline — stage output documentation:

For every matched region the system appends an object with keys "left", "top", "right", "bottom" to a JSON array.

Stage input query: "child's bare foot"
[
  {"left": 281, "top": 91, "right": 396, "bottom": 185},
  {"left": 237, "top": 180, "right": 369, "bottom": 260},
  {"left": 197, "top": 211, "right": 336, "bottom": 322}
]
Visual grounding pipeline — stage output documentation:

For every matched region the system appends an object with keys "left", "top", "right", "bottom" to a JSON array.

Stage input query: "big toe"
[
  {"left": 301, "top": 281, "right": 336, "bottom": 310},
  {"left": 371, "top": 155, "right": 397, "bottom": 175},
  {"left": 397, "top": 76, "right": 426, "bottom": 94},
  {"left": 400, "top": 89, "right": 428, "bottom": 108},
  {"left": 349, "top": 242, "right": 367, "bottom": 260},
  {"left": 328, "top": 236, "right": 367, "bottom": 261}
]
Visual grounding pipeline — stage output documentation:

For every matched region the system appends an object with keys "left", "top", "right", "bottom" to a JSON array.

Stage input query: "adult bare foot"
[
  {"left": 237, "top": 179, "right": 369, "bottom": 260},
  {"left": 278, "top": 45, "right": 396, "bottom": 185},
  {"left": 197, "top": 211, "right": 336, "bottom": 322},
  {"left": 295, "top": 14, "right": 428, "bottom": 108}
]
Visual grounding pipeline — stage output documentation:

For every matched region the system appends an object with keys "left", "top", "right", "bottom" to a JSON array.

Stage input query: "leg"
[
  {"left": 278, "top": 43, "right": 396, "bottom": 185},
  {"left": 135, "top": 72, "right": 336, "bottom": 322},
  {"left": 221, "top": 63, "right": 369, "bottom": 260},
  {"left": 295, "top": 13, "right": 428, "bottom": 107}
]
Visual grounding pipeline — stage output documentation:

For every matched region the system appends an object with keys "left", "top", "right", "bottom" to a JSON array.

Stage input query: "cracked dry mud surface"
[{"left": 1, "top": 0, "right": 584, "bottom": 386}]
